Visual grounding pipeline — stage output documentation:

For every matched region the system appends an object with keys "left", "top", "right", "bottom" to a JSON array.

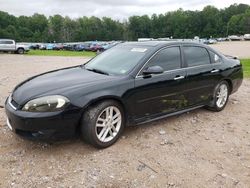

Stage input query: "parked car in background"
[
  {"left": 46, "top": 44, "right": 55, "bottom": 50},
  {"left": 5, "top": 41, "right": 243, "bottom": 148},
  {"left": 101, "top": 43, "right": 115, "bottom": 51},
  {"left": 73, "top": 44, "right": 85, "bottom": 51},
  {"left": 208, "top": 38, "right": 217, "bottom": 44},
  {"left": 216, "top": 38, "right": 227, "bottom": 42},
  {"left": 29, "top": 44, "right": 40, "bottom": 50},
  {"left": 53, "top": 44, "right": 64, "bottom": 50},
  {"left": 138, "top": 38, "right": 154, "bottom": 41},
  {"left": 73, "top": 43, "right": 91, "bottom": 51},
  {"left": 101, "top": 43, "right": 110, "bottom": 51},
  {"left": 90, "top": 43, "right": 104, "bottom": 52},
  {"left": 200, "top": 38, "right": 209, "bottom": 44},
  {"left": 63, "top": 44, "right": 74, "bottom": 51},
  {"left": 39, "top": 44, "right": 46, "bottom": 50},
  {"left": 83, "top": 43, "right": 92, "bottom": 51},
  {"left": 27, "top": 41, "right": 122, "bottom": 52},
  {"left": 228, "top": 35, "right": 241, "bottom": 41},
  {"left": 0, "top": 39, "right": 29, "bottom": 54},
  {"left": 243, "top": 34, "right": 250, "bottom": 40}
]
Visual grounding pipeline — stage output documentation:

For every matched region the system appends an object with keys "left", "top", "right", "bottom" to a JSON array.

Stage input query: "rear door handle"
[
  {"left": 211, "top": 69, "right": 219, "bottom": 73},
  {"left": 174, "top": 75, "right": 185, "bottom": 80}
]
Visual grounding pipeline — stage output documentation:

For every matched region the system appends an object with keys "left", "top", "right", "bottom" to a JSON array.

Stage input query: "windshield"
[{"left": 85, "top": 45, "right": 149, "bottom": 75}]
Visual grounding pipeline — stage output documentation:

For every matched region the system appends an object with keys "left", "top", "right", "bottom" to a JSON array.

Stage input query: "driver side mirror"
[{"left": 142, "top": 65, "right": 164, "bottom": 76}]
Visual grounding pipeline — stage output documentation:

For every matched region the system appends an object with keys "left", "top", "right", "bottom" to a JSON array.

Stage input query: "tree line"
[{"left": 0, "top": 3, "right": 249, "bottom": 42}]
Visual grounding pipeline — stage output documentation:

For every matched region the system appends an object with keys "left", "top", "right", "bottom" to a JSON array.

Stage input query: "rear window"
[
  {"left": 0, "top": 40, "right": 14, "bottom": 44},
  {"left": 183, "top": 46, "right": 210, "bottom": 67}
]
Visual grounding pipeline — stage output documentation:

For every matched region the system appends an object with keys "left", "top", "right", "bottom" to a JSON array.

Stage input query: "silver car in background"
[
  {"left": 244, "top": 34, "right": 250, "bottom": 40},
  {"left": 0, "top": 39, "right": 29, "bottom": 54}
]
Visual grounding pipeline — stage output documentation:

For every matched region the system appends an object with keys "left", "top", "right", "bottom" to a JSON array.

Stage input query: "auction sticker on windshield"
[{"left": 131, "top": 48, "right": 147, "bottom": 52}]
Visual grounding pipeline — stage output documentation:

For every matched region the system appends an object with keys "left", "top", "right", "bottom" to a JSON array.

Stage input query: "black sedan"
[{"left": 5, "top": 41, "right": 243, "bottom": 148}]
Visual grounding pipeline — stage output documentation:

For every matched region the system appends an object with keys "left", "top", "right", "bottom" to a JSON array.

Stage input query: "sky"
[{"left": 0, "top": 0, "right": 249, "bottom": 20}]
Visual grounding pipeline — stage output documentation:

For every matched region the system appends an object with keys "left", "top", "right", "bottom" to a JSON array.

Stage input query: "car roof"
[
  {"left": 122, "top": 41, "right": 169, "bottom": 47},
  {"left": 121, "top": 41, "right": 207, "bottom": 48}
]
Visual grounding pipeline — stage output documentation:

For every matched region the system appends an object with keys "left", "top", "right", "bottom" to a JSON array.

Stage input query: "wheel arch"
[
  {"left": 16, "top": 47, "right": 25, "bottom": 54},
  {"left": 206, "top": 78, "right": 232, "bottom": 110},
  {"left": 84, "top": 96, "right": 127, "bottom": 113},
  {"left": 223, "top": 78, "right": 233, "bottom": 94},
  {"left": 17, "top": 47, "right": 24, "bottom": 50},
  {"left": 76, "top": 96, "right": 129, "bottom": 134}
]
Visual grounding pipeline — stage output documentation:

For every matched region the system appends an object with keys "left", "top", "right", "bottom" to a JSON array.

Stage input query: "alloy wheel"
[
  {"left": 95, "top": 106, "right": 122, "bottom": 142},
  {"left": 216, "top": 84, "right": 228, "bottom": 108}
]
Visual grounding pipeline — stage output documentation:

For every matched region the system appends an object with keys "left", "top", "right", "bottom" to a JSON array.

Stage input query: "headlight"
[{"left": 22, "top": 95, "right": 69, "bottom": 112}]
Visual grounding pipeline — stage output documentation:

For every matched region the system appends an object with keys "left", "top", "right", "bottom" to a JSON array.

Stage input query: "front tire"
[
  {"left": 206, "top": 81, "right": 229, "bottom": 111},
  {"left": 80, "top": 100, "right": 125, "bottom": 148}
]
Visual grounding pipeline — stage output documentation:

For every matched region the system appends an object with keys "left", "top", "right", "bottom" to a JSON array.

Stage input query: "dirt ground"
[
  {"left": 0, "top": 42, "right": 250, "bottom": 188},
  {"left": 212, "top": 41, "right": 250, "bottom": 59}
]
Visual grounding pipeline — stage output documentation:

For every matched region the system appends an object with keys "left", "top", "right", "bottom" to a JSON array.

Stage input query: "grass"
[
  {"left": 241, "top": 59, "right": 250, "bottom": 78},
  {"left": 26, "top": 50, "right": 96, "bottom": 57}
]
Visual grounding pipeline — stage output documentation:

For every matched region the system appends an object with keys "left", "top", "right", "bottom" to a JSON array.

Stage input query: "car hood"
[{"left": 12, "top": 66, "right": 117, "bottom": 105}]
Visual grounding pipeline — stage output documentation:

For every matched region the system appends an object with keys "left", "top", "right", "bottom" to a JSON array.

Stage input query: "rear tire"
[
  {"left": 206, "top": 81, "right": 229, "bottom": 112},
  {"left": 17, "top": 48, "right": 24, "bottom": 54},
  {"left": 80, "top": 100, "right": 125, "bottom": 148}
]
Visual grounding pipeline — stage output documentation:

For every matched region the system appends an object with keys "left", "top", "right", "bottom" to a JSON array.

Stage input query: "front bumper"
[{"left": 5, "top": 99, "right": 81, "bottom": 140}]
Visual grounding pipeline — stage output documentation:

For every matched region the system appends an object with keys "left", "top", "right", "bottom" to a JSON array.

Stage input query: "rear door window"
[{"left": 183, "top": 46, "right": 211, "bottom": 67}]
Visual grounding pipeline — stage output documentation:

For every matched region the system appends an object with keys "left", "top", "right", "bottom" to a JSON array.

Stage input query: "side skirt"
[{"left": 132, "top": 105, "right": 204, "bottom": 126}]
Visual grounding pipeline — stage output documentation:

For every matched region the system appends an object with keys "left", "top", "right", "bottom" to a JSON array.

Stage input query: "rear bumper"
[
  {"left": 231, "top": 66, "right": 243, "bottom": 94},
  {"left": 5, "top": 99, "right": 81, "bottom": 140}
]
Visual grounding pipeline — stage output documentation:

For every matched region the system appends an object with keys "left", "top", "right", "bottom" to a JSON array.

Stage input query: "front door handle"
[
  {"left": 211, "top": 69, "right": 219, "bottom": 73},
  {"left": 174, "top": 75, "right": 185, "bottom": 80}
]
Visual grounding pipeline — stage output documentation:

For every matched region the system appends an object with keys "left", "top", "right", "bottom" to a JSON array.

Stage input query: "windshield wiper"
[{"left": 86, "top": 68, "right": 109, "bottom": 75}]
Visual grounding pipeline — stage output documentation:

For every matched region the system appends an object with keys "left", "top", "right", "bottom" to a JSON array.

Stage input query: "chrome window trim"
[
  {"left": 136, "top": 63, "right": 219, "bottom": 79},
  {"left": 135, "top": 45, "right": 222, "bottom": 79}
]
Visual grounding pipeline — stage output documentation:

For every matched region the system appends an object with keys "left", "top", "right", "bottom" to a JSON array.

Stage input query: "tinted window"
[
  {"left": 0, "top": 40, "right": 14, "bottom": 44},
  {"left": 145, "top": 47, "right": 181, "bottom": 71},
  {"left": 184, "top": 46, "right": 210, "bottom": 67},
  {"left": 5, "top": 41, "right": 14, "bottom": 44},
  {"left": 209, "top": 51, "right": 222, "bottom": 64}
]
